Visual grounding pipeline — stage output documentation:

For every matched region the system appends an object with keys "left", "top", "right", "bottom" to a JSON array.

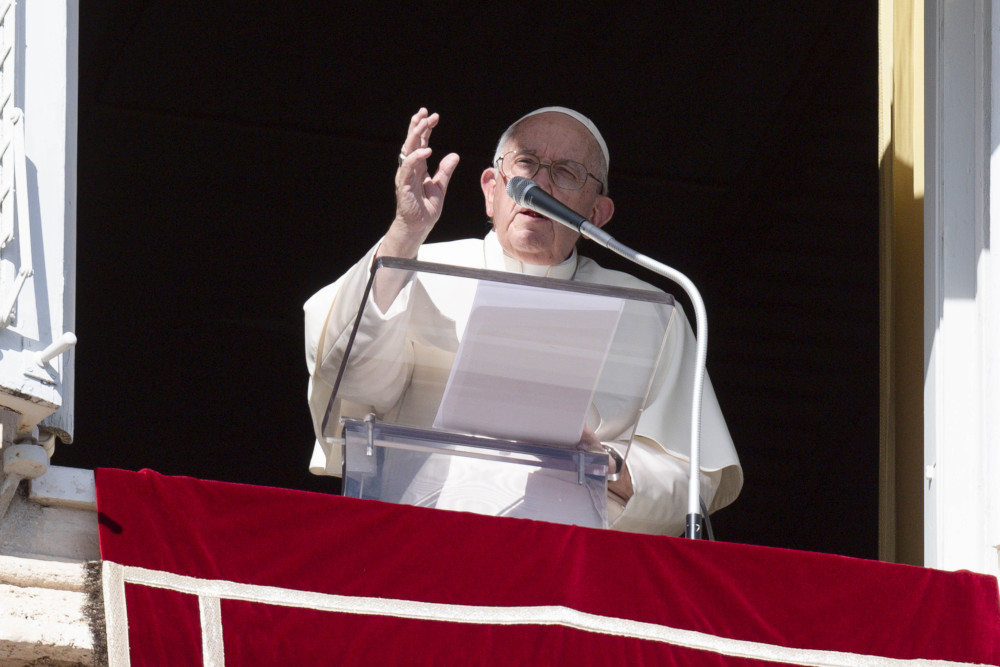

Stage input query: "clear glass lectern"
[{"left": 322, "top": 257, "right": 675, "bottom": 528}]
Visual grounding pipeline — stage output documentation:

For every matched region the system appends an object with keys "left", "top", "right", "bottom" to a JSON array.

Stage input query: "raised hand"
[{"left": 378, "top": 108, "right": 460, "bottom": 260}]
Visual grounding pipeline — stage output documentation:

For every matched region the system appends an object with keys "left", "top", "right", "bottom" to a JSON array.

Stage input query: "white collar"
[{"left": 483, "top": 231, "right": 578, "bottom": 279}]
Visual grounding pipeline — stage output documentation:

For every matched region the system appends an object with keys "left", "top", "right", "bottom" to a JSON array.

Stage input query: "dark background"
[{"left": 61, "top": 4, "right": 879, "bottom": 557}]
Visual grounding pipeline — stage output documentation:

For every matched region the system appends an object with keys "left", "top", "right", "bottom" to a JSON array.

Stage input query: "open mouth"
[{"left": 519, "top": 209, "right": 548, "bottom": 221}]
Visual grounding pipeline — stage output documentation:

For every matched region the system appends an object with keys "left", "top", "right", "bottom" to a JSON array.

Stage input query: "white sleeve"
[
  {"left": 304, "top": 241, "right": 417, "bottom": 474},
  {"left": 608, "top": 303, "right": 741, "bottom": 534},
  {"left": 606, "top": 436, "right": 722, "bottom": 536}
]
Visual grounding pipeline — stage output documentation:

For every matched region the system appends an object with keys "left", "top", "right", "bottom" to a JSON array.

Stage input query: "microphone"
[
  {"left": 507, "top": 177, "right": 711, "bottom": 541},
  {"left": 506, "top": 176, "right": 588, "bottom": 232}
]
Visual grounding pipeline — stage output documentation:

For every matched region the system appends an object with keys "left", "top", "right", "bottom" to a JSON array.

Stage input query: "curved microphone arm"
[
  {"left": 578, "top": 222, "right": 708, "bottom": 539},
  {"left": 504, "top": 175, "right": 707, "bottom": 538}
]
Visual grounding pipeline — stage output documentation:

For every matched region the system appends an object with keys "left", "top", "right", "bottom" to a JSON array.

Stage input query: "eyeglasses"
[{"left": 495, "top": 151, "right": 605, "bottom": 193}]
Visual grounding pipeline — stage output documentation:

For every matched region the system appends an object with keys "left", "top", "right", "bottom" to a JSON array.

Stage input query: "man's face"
[{"left": 481, "top": 113, "right": 614, "bottom": 266}]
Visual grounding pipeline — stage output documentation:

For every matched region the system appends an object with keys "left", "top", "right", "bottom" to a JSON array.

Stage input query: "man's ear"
[
  {"left": 480, "top": 168, "right": 498, "bottom": 218},
  {"left": 590, "top": 195, "right": 615, "bottom": 229}
]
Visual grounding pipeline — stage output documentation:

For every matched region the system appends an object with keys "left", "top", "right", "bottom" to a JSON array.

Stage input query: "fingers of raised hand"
[
  {"left": 393, "top": 110, "right": 457, "bottom": 228},
  {"left": 401, "top": 108, "right": 439, "bottom": 160}
]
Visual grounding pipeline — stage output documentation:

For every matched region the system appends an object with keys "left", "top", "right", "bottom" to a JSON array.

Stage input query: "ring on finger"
[{"left": 398, "top": 152, "right": 407, "bottom": 167}]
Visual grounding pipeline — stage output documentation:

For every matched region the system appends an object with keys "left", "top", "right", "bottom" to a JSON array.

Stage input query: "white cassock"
[{"left": 304, "top": 231, "right": 742, "bottom": 535}]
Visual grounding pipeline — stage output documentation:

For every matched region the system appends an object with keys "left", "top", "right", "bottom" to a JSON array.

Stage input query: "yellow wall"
[{"left": 878, "top": 0, "right": 924, "bottom": 565}]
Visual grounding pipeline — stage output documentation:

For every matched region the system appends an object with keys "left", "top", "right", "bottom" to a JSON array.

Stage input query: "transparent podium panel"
[
  {"left": 343, "top": 419, "right": 612, "bottom": 527},
  {"left": 323, "top": 257, "right": 676, "bottom": 528}
]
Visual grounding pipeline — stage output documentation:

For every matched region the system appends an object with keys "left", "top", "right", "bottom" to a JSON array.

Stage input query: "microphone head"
[{"left": 505, "top": 176, "right": 537, "bottom": 205}]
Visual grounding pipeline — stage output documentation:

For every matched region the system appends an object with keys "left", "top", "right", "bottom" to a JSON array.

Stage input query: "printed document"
[{"left": 433, "top": 280, "right": 624, "bottom": 446}]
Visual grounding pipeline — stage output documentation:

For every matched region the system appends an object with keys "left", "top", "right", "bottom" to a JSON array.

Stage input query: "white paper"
[{"left": 433, "top": 280, "right": 624, "bottom": 447}]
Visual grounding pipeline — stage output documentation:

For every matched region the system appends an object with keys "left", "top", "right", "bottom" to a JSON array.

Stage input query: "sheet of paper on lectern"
[{"left": 433, "top": 280, "right": 624, "bottom": 446}]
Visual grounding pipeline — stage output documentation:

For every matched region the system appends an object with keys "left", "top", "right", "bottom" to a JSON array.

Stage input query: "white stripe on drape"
[{"left": 101, "top": 561, "right": 989, "bottom": 667}]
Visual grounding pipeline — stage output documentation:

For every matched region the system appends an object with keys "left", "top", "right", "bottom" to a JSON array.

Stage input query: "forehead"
[{"left": 505, "top": 113, "right": 598, "bottom": 163}]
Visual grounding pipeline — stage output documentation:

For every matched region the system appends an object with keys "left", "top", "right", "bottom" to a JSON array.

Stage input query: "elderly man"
[{"left": 305, "top": 107, "right": 741, "bottom": 535}]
